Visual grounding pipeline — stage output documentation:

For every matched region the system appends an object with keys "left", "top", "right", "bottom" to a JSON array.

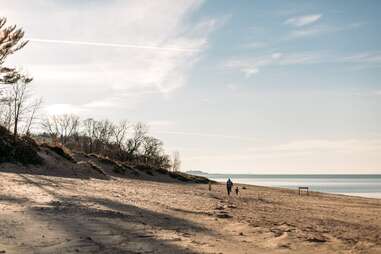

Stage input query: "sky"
[{"left": 2, "top": 0, "right": 381, "bottom": 174}]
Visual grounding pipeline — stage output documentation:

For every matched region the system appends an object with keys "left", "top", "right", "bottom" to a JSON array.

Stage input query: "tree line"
[
  {"left": 0, "top": 17, "right": 180, "bottom": 171},
  {"left": 40, "top": 115, "right": 180, "bottom": 171}
]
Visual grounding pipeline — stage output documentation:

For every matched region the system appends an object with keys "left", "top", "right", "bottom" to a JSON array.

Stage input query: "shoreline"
[
  {"left": 207, "top": 177, "right": 381, "bottom": 200},
  {"left": 216, "top": 180, "right": 381, "bottom": 199}
]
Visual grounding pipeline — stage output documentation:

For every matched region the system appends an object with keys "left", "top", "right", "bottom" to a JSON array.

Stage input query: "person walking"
[{"left": 226, "top": 178, "right": 233, "bottom": 196}]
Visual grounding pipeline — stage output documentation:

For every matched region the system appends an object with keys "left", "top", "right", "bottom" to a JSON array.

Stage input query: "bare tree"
[
  {"left": 112, "top": 120, "right": 129, "bottom": 149},
  {"left": 5, "top": 77, "right": 38, "bottom": 143},
  {"left": 142, "top": 136, "right": 163, "bottom": 157},
  {"left": 125, "top": 122, "right": 148, "bottom": 155},
  {"left": 93, "top": 120, "right": 114, "bottom": 145},
  {"left": 42, "top": 114, "right": 80, "bottom": 145},
  {"left": 82, "top": 118, "right": 97, "bottom": 152},
  {"left": 23, "top": 98, "right": 42, "bottom": 136},
  {"left": 0, "top": 97, "right": 12, "bottom": 130},
  {"left": 91, "top": 119, "right": 115, "bottom": 154},
  {"left": 172, "top": 151, "right": 181, "bottom": 172}
]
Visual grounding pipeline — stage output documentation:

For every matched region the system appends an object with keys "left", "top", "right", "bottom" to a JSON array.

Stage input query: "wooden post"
[{"left": 298, "top": 187, "right": 309, "bottom": 196}]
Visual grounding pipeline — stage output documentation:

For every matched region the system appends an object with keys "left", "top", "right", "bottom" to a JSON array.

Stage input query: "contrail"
[{"left": 28, "top": 38, "right": 200, "bottom": 52}]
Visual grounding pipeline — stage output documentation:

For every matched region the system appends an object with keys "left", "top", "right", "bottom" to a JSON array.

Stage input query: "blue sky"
[{"left": 3, "top": 0, "right": 381, "bottom": 173}]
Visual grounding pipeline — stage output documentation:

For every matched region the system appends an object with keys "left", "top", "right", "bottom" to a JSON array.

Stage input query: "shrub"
[{"left": 0, "top": 126, "right": 42, "bottom": 165}]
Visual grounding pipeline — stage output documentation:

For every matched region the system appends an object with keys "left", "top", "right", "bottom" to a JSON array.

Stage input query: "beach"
[{"left": 0, "top": 172, "right": 380, "bottom": 254}]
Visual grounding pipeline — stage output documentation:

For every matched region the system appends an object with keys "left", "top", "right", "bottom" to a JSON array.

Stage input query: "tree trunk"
[{"left": 13, "top": 117, "right": 18, "bottom": 144}]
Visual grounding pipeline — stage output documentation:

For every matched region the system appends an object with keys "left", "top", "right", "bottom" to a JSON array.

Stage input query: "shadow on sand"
[{"left": 15, "top": 174, "right": 215, "bottom": 253}]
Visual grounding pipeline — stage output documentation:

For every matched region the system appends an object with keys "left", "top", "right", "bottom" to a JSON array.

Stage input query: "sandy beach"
[{"left": 0, "top": 172, "right": 380, "bottom": 254}]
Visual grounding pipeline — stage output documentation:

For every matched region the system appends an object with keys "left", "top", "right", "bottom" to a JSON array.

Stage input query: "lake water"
[{"left": 197, "top": 174, "right": 381, "bottom": 199}]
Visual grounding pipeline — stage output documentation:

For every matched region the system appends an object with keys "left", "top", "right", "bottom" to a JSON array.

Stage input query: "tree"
[
  {"left": 112, "top": 120, "right": 129, "bottom": 149},
  {"left": 0, "top": 96, "right": 12, "bottom": 130},
  {"left": 0, "top": 17, "right": 34, "bottom": 141},
  {"left": 82, "top": 118, "right": 97, "bottom": 152},
  {"left": 92, "top": 119, "right": 115, "bottom": 154},
  {"left": 142, "top": 136, "right": 163, "bottom": 157},
  {"left": 42, "top": 114, "right": 80, "bottom": 145},
  {"left": 93, "top": 119, "right": 114, "bottom": 145},
  {"left": 125, "top": 122, "right": 148, "bottom": 155},
  {"left": 23, "top": 98, "right": 43, "bottom": 136},
  {"left": 172, "top": 151, "right": 181, "bottom": 172},
  {"left": 0, "top": 17, "right": 29, "bottom": 86},
  {"left": 3, "top": 77, "right": 40, "bottom": 143}
]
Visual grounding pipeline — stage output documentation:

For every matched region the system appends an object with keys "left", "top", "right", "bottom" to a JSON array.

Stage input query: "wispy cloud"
[
  {"left": 250, "top": 139, "right": 381, "bottom": 155},
  {"left": 225, "top": 51, "right": 322, "bottom": 77},
  {"left": 4, "top": 0, "right": 225, "bottom": 118},
  {"left": 243, "top": 68, "right": 259, "bottom": 78},
  {"left": 287, "top": 22, "right": 364, "bottom": 39},
  {"left": 341, "top": 52, "right": 381, "bottom": 64},
  {"left": 288, "top": 27, "right": 326, "bottom": 38},
  {"left": 284, "top": 14, "right": 322, "bottom": 27},
  {"left": 227, "top": 49, "right": 381, "bottom": 77}
]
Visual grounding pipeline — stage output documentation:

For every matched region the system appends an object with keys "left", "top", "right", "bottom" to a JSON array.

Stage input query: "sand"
[{"left": 0, "top": 172, "right": 380, "bottom": 254}]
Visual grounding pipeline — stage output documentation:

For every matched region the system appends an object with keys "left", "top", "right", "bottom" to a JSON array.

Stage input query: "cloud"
[
  {"left": 287, "top": 22, "right": 364, "bottom": 39},
  {"left": 3, "top": 0, "right": 223, "bottom": 117},
  {"left": 148, "top": 120, "right": 175, "bottom": 129},
  {"left": 243, "top": 68, "right": 259, "bottom": 78},
  {"left": 225, "top": 51, "right": 322, "bottom": 77},
  {"left": 44, "top": 104, "right": 84, "bottom": 115},
  {"left": 43, "top": 95, "right": 144, "bottom": 117},
  {"left": 226, "top": 48, "right": 380, "bottom": 77},
  {"left": 248, "top": 139, "right": 381, "bottom": 159},
  {"left": 284, "top": 14, "right": 322, "bottom": 27},
  {"left": 151, "top": 130, "right": 256, "bottom": 141},
  {"left": 288, "top": 27, "right": 326, "bottom": 38},
  {"left": 341, "top": 52, "right": 381, "bottom": 65},
  {"left": 184, "top": 138, "right": 381, "bottom": 172}
]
